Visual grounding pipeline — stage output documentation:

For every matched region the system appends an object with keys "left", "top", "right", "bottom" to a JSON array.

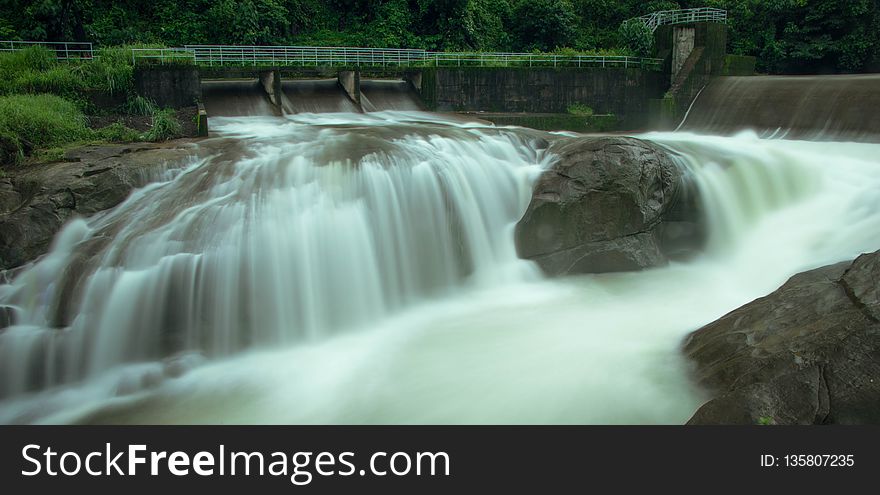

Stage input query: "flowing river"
[{"left": 1, "top": 111, "right": 879, "bottom": 424}]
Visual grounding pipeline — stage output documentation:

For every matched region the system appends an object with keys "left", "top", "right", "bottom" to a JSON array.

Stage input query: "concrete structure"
[{"left": 131, "top": 9, "right": 737, "bottom": 132}]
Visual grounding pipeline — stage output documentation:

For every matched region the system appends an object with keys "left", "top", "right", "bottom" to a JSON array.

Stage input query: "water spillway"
[
  {"left": 200, "top": 80, "right": 279, "bottom": 117},
  {"left": 1, "top": 101, "right": 880, "bottom": 423},
  {"left": 679, "top": 74, "right": 880, "bottom": 142},
  {"left": 281, "top": 79, "right": 361, "bottom": 114},
  {"left": 360, "top": 80, "right": 425, "bottom": 112}
]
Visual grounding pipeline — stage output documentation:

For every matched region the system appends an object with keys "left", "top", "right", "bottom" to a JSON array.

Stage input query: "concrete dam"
[{"left": 201, "top": 76, "right": 424, "bottom": 117}]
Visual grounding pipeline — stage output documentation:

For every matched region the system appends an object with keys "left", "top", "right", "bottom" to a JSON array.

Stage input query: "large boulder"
[
  {"left": 684, "top": 250, "right": 880, "bottom": 424},
  {"left": 515, "top": 136, "right": 701, "bottom": 275},
  {"left": 0, "top": 142, "right": 197, "bottom": 271}
]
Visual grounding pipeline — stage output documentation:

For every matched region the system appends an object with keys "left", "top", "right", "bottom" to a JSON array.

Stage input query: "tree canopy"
[{"left": 0, "top": 0, "right": 877, "bottom": 73}]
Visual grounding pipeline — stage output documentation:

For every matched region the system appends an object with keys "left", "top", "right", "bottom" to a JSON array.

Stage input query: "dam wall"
[
  {"left": 679, "top": 74, "right": 880, "bottom": 142},
  {"left": 417, "top": 67, "right": 667, "bottom": 128}
]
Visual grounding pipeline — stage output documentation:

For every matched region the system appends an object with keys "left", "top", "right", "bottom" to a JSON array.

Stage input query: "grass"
[
  {"left": 0, "top": 94, "right": 93, "bottom": 165},
  {"left": 143, "top": 109, "right": 182, "bottom": 142},
  {"left": 122, "top": 95, "right": 158, "bottom": 116},
  {"left": 96, "top": 122, "right": 142, "bottom": 143},
  {"left": 0, "top": 46, "right": 190, "bottom": 167}
]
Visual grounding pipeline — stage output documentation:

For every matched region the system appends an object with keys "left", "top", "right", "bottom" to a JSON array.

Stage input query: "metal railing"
[
  {"left": 0, "top": 40, "right": 94, "bottom": 60},
  {"left": 131, "top": 45, "right": 663, "bottom": 70},
  {"left": 632, "top": 7, "right": 727, "bottom": 32}
]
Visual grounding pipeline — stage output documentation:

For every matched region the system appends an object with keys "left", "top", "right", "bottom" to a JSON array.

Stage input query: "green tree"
[
  {"left": 618, "top": 18, "right": 653, "bottom": 56},
  {"left": 510, "top": 0, "right": 578, "bottom": 52}
]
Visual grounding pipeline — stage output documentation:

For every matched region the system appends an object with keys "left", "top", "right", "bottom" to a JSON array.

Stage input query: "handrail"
[
  {"left": 131, "top": 45, "right": 663, "bottom": 70},
  {"left": 629, "top": 7, "right": 727, "bottom": 33},
  {"left": 0, "top": 40, "right": 94, "bottom": 60}
]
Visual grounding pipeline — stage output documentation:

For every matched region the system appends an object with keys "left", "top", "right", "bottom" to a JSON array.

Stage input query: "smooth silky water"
[{"left": 1, "top": 111, "right": 879, "bottom": 424}]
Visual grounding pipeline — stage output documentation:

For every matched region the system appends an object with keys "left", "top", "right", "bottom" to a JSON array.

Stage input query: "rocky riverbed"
[{"left": 0, "top": 141, "right": 200, "bottom": 272}]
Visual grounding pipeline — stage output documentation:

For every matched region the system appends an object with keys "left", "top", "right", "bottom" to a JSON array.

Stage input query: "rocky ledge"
[
  {"left": 0, "top": 142, "right": 198, "bottom": 271},
  {"left": 515, "top": 136, "right": 703, "bottom": 275},
  {"left": 684, "top": 250, "right": 880, "bottom": 424}
]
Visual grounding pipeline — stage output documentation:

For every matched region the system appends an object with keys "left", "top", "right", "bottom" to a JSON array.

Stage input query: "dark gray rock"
[
  {"left": 684, "top": 251, "right": 880, "bottom": 425},
  {"left": 515, "top": 136, "right": 702, "bottom": 275},
  {"left": 0, "top": 143, "right": 197, "bottom": 271}
]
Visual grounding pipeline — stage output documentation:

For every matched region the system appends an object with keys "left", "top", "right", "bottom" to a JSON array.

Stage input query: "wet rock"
[
  {"left": 684, "top": 250, "right": 880, "bottom": 424},
  {"left": 0, "top": 142, "right": 198, "bottom": 270},
  {"left": 515, "top": 136, "right": 702, "bottom": 275},
  {"left": 0, "top": 305, "right": 13, "bottom": 330}
]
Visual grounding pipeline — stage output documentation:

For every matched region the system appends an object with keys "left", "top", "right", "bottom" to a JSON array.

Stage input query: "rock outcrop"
[
  {"left": 684, "top": 250, "right": 880, "bottom": 424},
  {"left": 0, "top": 142, "right": 197, "bottom": 271},
  {"left": 515, "top": 136, "right": 702, "bottom": 275}
]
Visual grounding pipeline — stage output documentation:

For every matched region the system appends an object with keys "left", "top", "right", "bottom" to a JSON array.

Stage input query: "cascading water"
[{"left": 1, "top": 112, "right": 879, "bottom": 424}]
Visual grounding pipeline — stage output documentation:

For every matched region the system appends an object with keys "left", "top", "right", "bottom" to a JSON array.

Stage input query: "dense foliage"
[
  {"left": 1, "top": 0, "right": 877, "bottom": 73},
  {"left": 0, "top": 46, "right": 183, "bottom": 166}
]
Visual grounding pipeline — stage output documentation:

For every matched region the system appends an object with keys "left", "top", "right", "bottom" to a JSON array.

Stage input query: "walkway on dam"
[{"left": 130, "top": 45, "right": 663, "bottom": 70}]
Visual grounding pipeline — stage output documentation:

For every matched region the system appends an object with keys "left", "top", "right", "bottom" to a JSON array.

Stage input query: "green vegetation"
[
  {"left": 143, "top": 109, "right": 182, "bottom": 142},
  {"left": 1, "top": 1, "right": 877, "bottom": 73},
  {"left": 96, "top": 122, "right": 142, "bottom": 143},
  {"left": 0, "top": 46, "right": 185, "bottom": 167},
  {"left": 123, "top": 96, "right": 159, "bottom": 116},
  {"left": 567, "top": 103, "right": 595, "bottom": 117},
  {"left": 618, "top": 19, "right": 653, "bottom": 57},
  {"left": 0, "top": 94, "right": 92, "bottom": 165},
  {"left": 757, "top": 416, "right": 774, "bottom": 426}
]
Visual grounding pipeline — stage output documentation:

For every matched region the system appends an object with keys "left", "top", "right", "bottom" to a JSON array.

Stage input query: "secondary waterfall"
[{"left": 1, "top": 113, "right": 879, "bottom": 424}]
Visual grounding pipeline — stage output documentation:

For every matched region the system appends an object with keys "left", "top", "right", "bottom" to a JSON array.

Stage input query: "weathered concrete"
[
  {"left": 671, "top": 26, "right": 696, "bottom": 83},
  {"left": 650, "top": 22, "right": 728, "bottom": 129},
  {"left": 134, "top": 67, "right": 202, "bottom": 108},
  {"left": 419, "top": 67, "right": 667, "bottom": 129},
  {"left": 196, "top": 103, "right": 209, "bottom": 137},
  {"left": 337, "top": 70, "right": 362, "bottom": 107},
  {"left": 258, "top": 70, "right": 283, "bottom": 112}
]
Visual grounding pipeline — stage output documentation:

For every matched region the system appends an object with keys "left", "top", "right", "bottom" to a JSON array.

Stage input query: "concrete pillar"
[
  {"left": 196, "top": 103, "right": 209, "bottom": 137},
  {"left": 337, "top": 70, "right": 361, "bottom": 109},
  {"left": 405, "top": 71, "right": 422, "bottom": 91},
  {"left": 259, "top": 70, "right": 283, "bottom": 113}
]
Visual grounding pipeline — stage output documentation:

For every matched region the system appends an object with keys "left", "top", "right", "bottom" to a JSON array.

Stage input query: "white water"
[{"left": 1, "top": 114, "right": 879, "bottom": 424}]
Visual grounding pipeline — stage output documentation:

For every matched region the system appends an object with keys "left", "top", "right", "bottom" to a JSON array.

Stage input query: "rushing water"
[{"left": 1, "top": 112, "right": 879, "bottom": 424}]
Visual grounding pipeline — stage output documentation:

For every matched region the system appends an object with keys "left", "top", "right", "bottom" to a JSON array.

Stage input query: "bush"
[
  {"left": 0, "top": 94, "right": 93, "bottom": 165},
  {"left": 143, "top": 109, "right": 181, "bottom": 142},
  {"left": 567, "top": 103, "right": 594, "bottom": 117}
]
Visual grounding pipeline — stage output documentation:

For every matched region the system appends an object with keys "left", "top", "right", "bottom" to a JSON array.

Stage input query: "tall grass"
[
  {"left": 0, "top": 45, "right": 143, "bottom": 99},
  {"left": 0, "top": 94, "right": 93, "bottom": 165},
  {"left": 122, "top": 95, "right": 158, "bottom": 116},
  {"left": 143, "top": 109, "right": 182, "bottom": 142}
]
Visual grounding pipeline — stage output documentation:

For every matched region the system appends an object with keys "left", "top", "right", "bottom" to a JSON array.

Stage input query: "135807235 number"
[{"left": 784, "top": 454, "right": 854, "bottom": 467}]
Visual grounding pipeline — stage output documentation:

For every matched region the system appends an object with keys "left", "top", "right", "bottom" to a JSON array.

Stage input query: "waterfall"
[
  {"left": 1, "top": 113, "right": 880, "bottom": 425},
  {"left": 0, "top": 114, "right": 549, "bottom": 406}
]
